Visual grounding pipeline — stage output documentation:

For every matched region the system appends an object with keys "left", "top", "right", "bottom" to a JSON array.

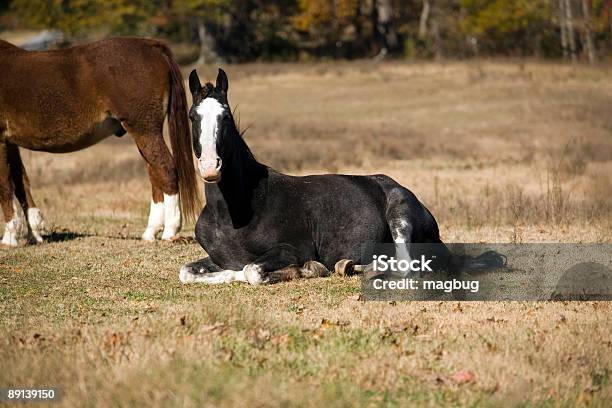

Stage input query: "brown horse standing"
[{"left": 0, "top": 38, "right": 199, "bottom": 246}]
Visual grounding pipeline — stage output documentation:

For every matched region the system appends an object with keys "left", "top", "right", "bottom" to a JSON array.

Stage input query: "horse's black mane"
[
  {"left": 213, "top": 93, "right": 267, "bottom": 228},
  {"left": 226, "top": 107, "right": 261, "bottom": 168},
  {"left": 202, "top": 82, "right": 215, "bottom": 97}
]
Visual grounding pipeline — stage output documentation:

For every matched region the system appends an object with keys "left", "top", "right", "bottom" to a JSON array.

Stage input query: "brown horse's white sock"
[
  {"left": 2, "top": 195, "right": 27, "bottom": 246},
  {"left": 142, "top": 200, "right": 164, "bottom": 242},
  {"left": 26, "top": 207, "right": 44, "bottom": 243},
  {"left": 161, "top": 193, "right": 181, "bottom": 240}
]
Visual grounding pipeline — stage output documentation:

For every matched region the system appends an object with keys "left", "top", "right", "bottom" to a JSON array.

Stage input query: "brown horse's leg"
[
  {"left": 141, "top": 163, "right": 165, "bottom": 241},
  {"left": 6, "top": 143, "right": 44, "bottom": 243},
  {"left": 133, "top": 132, "right": 181, "bottom": 241},
  {"left": 0, "top": 142, "right": 27, "bottom": 246}
]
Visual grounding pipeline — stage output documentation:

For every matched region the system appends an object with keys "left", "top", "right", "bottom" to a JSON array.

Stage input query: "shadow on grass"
[
  {"left": 42, "top": 231, "right": 197, "bottom": 243},
  {"left": 43, "top": 231, "right": 91, "bottom": 242}
]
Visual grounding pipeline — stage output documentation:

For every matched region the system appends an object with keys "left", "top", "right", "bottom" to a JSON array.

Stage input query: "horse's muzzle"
[{"left": 199, "top": 158, "right": 222, "bottom": 183}]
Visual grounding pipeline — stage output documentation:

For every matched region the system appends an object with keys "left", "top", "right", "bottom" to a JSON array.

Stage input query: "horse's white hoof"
[
  {"left": 141, "top": 229, "right": 158, "bottom": 242},
  {"left": 2, "top": 198, "right": 26, "bottom": 247},
  {"left": 179, "top": 265, "right": 197, "bottom": 284},
  {"left": 335, "top": 259, "right": 356, "bottom": 276},
  {"left": 302, "top": 261, "right": 330, "bottom": 278},
  {"left": 143, "top": 199, "right": 164, "bottom": 242},
  {"left": 27, "top": 208, "right": 45, "bottom": 243},
  {"left": 244, "top": 264, "right": 265, "bottom": 286},
  {"left": 161, "top": 230, "right": 179, "bottom": 241},
  {"left": 2, "top": 220, "right": 21, "bottom": 246},
  {"left": 29, "top": 232, "right": 44, "bottom": 244},
  {"left": 1, "top": 231, "right": 18, "bottom": 247}
]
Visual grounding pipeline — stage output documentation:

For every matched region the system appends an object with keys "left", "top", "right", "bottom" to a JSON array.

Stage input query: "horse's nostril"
[{"left": 216, "top": 158, "right": 222, "bottom": 169}]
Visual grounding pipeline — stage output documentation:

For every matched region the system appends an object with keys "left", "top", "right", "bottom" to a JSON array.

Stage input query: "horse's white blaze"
[
  {"left": 1, "top": 195, "right": 26, "bottom": 246},
  {"left": 195, "top": 98, "right": 225, "bottom": 164},
  {"left": 161, "top": 193, "right": 181, "bottom": 240},
  {"left": 27, "top": 207, "right": 44, "bottom": 243},
  {"left": 142, "top": 200, "right": 164, "bottom": 242}
]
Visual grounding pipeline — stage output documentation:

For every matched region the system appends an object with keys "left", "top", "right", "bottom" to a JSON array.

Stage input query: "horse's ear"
[
  {"left": 216, "top": 68, "right": 229, "bottom": 94},
  {"left": 189, "top": 69, "right": 201, "bottom": 95}
]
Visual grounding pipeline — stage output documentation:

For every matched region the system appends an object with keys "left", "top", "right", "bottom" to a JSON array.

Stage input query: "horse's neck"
[{"left": 207, "top": 134, "right": 267, "bottom": 228}]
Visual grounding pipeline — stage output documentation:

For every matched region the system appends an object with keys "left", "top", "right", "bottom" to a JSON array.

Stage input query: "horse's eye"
[{"left": 188, "top": 110, "right": 196, "bottom": 121}]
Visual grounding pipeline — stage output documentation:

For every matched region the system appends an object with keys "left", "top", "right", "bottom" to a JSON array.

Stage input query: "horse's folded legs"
[
  {"left": 179, "top": 257, "right": 238, "bottom": 284},
  {"left": 301, "top": 261, "right": 330, "bottom": 278},
  {"left": 243, "top": 263, "right": 267, "bottom": 285},
  {"left": 334, "top": 259, "right": 365, "bottom": 276},
  {"left": 180, "top": 262, "right": 256, "bottom": 285},
  {"left": 180, "top": 248, "right": 332, "bottom": 286},
  {"left": 244, "top": 261, "right": 330, "bottom": 285},
  {"left": 180, "top": 260, "right": 334, "bottom": 285},
  {"left": 335, "top": 259, "right": 354, "bottom": 276},
  {"left": 180, "top": 266, "right": 242, "bottom": 284}
]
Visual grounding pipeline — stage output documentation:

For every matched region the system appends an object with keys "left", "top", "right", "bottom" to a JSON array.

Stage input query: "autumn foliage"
[{"left": 1, "top": 0, "right": 610, "bottom": 61}]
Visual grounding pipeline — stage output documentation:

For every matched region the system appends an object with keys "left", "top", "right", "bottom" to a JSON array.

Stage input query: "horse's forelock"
[{"left": 202, "top": 82, "right": 214, "bottom": 98}]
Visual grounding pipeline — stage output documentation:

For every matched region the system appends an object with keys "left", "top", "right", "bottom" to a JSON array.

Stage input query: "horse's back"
[
  {"left": 74, "top": 38, "right": 170, "bottom": 118},
  {"left": 268, "top": 172, "right": 393, "bottom": 267},
  {"left": 1, "top": 38, "right": 168, "bottom": 104},
  {"left": 276, "top": 171, "right": 439, "bottom": 265}
]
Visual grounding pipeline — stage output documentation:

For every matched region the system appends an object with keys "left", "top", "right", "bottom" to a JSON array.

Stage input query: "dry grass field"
[{"left": 1, "top": 60, "right": 611, "bottom": 407}]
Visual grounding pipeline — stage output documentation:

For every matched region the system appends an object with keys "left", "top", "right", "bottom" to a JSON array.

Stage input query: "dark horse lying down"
[{"left": 181, "top": 69, "right": 501, "bottom": 285}]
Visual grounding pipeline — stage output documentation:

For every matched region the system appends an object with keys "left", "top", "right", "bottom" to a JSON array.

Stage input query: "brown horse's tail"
[{"left": 158, "top": 44, "right": 200, "bottom": 221}]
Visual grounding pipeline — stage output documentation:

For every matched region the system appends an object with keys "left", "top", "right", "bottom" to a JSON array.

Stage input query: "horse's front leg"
[
  {"left": 7, "top": 143, "right": 44, "bottom": 243},
  {"left": 134, "top": 133, "right": 181, "bottom": 242},
  {"left": 179, "top": 256, "right": 246, "bottom": 284},
  {"left": 141, "top": 163, "right": 165, "bottom": 241},
  {"left": 179, "top": 244, "right": 330, "bottom": 286},
  {"left": 241, "top": 244, "right": 330, "bottom": 285},
  {"left": 0, "top": 142, "right": 27, "bottom": 246}
]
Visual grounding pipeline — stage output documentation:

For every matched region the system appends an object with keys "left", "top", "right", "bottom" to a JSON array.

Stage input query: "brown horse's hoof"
[
  {"left": 302, "top": 261, "right": 330, "bottom": 278},
  {"left": 335, "top": 259, "right": 355, "bottom": 276},
  {"left": 163, "top": 235, "right": 194, "bottom": 244},
  {"left": 161, "top": 235, "right": 180, "bottom": 243}
]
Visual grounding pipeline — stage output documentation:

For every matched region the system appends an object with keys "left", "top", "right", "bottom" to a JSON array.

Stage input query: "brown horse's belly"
[{"left": 6, "top": 116, "right": 124, "bottom": 153}]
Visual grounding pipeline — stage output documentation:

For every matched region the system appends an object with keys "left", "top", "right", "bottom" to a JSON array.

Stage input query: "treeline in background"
[{"left": 1, "top": 0, "right": 611, "bottom": 63}]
